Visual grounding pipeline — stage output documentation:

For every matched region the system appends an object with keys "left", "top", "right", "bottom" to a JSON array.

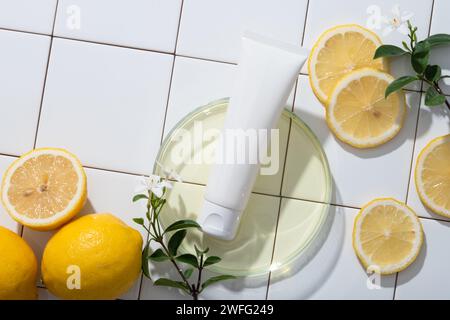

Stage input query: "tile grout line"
[
  {"left": 264, "top": 115, "right": 293, "bottom": 300},
  {"left": 4, "top": 151, "right": 438, "bottom": 218},
  {"left": 0, "top": 1, "right": 439, "bottom": 300},
  {"left": 392, "top": 273, "right": 399, "bottom": 300},
  {"left": 300, "top": 0, "right": 310, "bottom": 46},
  {"left": 31, "top": 0, "right": 59, "bottom": 151},
  {"left": 0, "top": 26, "right": 49, "bottom": 37},
  {"left": 159, "top": 0, "right": 185, "bottom": 145},
  {"left": 0, "top": 26, "right": 445, "bottom": 97},
  {"left": 419, "top": 215, "right": 450, "bottom": 224},
  {"left": 265, "top": 0, "right": 310, "bottom": 297},
  {"left": 137, "top": 0, "right": 185, "bottom": 300},
  {"left": 22, "top": 1, "right": 59, "bottom": 240},
  {"left": 395, "top": 0, "right": 436, "bottom": 301},
  {"left": 404, "top": 0, "right": 435, "bottom": 207},
  {"left": 403, "top": 91, "right": 425, "bottom": 206},
  {"left": 165, "top": 177, "right": 361, "bottom": 210}
]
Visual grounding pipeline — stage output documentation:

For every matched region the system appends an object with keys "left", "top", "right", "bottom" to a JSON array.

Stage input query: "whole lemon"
[
  {"left": 41, "top": 213, "right": 143, "bottom": 300},
  {"left": 0, "top": 226, "right": 38, "bottom": 300}
]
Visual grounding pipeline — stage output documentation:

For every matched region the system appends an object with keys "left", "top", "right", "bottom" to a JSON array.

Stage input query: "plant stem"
[
  {"left": 435, "top": 83, "right": 450, "bottom": 111},
  {"left": 193, "top": 255, "right": 204, "bottom": 299},
  {"left": 159, "top": 241, "right": 196, "bottom": 298},
  {"left": 420, "top": 76, "right": 450, "bottom": 111}
]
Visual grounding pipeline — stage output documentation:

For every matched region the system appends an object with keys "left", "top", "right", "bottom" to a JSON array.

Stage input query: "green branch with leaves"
[
  {"left": 132, "top": 174, "right": 235, "bottom": 300},
  {"left": 374, "top": 21, "right": 450, "bottom": 110}
]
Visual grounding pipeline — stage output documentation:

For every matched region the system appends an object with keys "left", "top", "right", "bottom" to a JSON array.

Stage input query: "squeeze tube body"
[{"left": 198, "top": 32, "right": 309, "bottom": 241}]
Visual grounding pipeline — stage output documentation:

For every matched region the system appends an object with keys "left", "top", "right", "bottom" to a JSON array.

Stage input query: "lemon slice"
[
  {"left": 415, "top": 135, "right": 450, "bottom": 218},
  {"left": 1, "top": 148, "right": 87, "bottom": 231},
  {"left": 353, "top": 198, "right": 423, "bottom": 275},
  {"left": 326, "top": 68, "right": 406, "bottom": 148},
  {"left": 309, "top": 24, "right": 388, "bottom": 105}
]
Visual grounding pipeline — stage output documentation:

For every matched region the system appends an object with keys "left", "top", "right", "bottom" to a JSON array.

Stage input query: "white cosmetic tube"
[{"left": 198, "top": 32, "right": 309, "bottom": 241}]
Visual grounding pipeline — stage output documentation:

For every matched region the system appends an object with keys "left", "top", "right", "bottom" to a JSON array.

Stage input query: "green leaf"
[
  {"left": 385, "top": 76, "right": 419, "bottom": 98},
  {"left": 203, "top": 256, "right": 221, "bottom": 267},
  {"left": 149, "top": 249, "right": 170, "bottom": 262},
  {"left": 168, "top": 230, "right": 186, "bottom": 256},
  {"left": 374, "top": 45, "right": 408, "bottom": 59},
  {"left": 133, "top": 194, "right": 148, "bottom": 202},
  {"left": 183, "top": 268, "right": 194, "bottom": 279},
  {"left": 424, "top": 65, "right": 442, "bottom": 82},
  {"left": 402, "top": 41, "right": 410, "bottom": 52},
  {"left": 425, "top": 34, "right": 450, "bottom": 48},
  {"left": 201, "top": 275, "right": 236, "bottom": 291},
  {"left": 411, "top": 41, "right": 430, "bottom": 74},
  {"left": 176, "top": 254, "right": 199, "bottom": 268},
  {"left": 133, "top": 218, "right": 145, "bottom": 226},
  {"left": 165, "top": 220, "right": 201, "bottom": 233},
  {"left": 425, "top": 87, "right": 447, "bottom": 106},
  {"left": 154, "top": 278, "right": 190, "bottom": 293},
  {"left": 194, "top": 245, "right": 209, "bottom": 257},
  {"left": 142, "top": 243, "right": 151, "bottom": 279}
]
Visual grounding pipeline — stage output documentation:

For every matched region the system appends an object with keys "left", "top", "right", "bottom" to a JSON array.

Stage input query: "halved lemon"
[
  {"left": 353, "top": 198, "right": 423, "bottom": 275},
  {"left": 415, "top": 135, "right": 450, "bottom": 218},
  {"left": 326, "top": 68, "right": 406, "bottom": 149},
  {"left": 309, "top": 24, "right": 388, "bottom": 105},
  {"left": 1, "top": 148, "right": 87, "bottom": 231}
]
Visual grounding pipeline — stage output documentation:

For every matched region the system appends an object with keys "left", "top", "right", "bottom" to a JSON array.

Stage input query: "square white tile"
[
  {"left": 0, "top": 0, "right": 57, "bottom": 34},
  {"left": 293, "top": 75, "right": 420, "bottom": 208},
  {"left": 36, "top": 38, "right": 173, "bottom": 175},
  {"left": 164, "top": 56, "right": 237, "bottom": 137},
  {"left": 0, "top": 155, "right": 20, "bottom": 233},
  {"left": 23, "top": 167, "right": 148, "bottom": 299},
  {"left": 54, "top": 0, "right": 182, "bottom": 52},
  {"left": 268, "top": 205, "right": 396, "bottom": 299},
  {"left": 0, "top": 30, "right": 50, "bottom": 156},
  {"left": 395, "top": 218, "right": 450, "bottom": 300},
  {"left": 177, "top": 0, "right": 308, "bottom": 63},
  {"left": 428, "top": 0, "right": 450, "bottom": 95},
  {"left": 303, "top": 0, "right": 433, "bottom": 87},
  {"left": 407, "top": 97, "right": 450, "bottom": 220}
]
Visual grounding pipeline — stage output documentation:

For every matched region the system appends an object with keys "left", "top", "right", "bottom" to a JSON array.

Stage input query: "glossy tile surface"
[{"left": 0, "top": 0, "right": 449, "bottom": 300}]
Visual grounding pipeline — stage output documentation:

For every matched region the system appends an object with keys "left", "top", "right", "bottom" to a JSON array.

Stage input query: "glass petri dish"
[{"left": 155, "top": 98, "right": 332, "bottom": 278}]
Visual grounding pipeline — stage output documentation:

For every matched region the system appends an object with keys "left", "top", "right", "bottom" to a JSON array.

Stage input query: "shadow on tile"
[
  {"left": 396, "top": 232, "right": 427, "bottom": 286},
  {"left": 415, "top": 106, "right": 450, "bottom": 140}
]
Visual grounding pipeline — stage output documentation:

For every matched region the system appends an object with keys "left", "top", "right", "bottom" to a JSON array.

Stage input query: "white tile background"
[{"left": 0, "top": 0, "right": 449, "bottom": 300}]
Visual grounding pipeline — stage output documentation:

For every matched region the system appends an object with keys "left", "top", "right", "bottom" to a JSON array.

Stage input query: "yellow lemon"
[
  {"left": 415, "top": 135, "right": 450, "bottom": 218},
  {"left": 309, "top": 24, "right": 388, "bottom": 105},
  {"left": 1, "top": 148, "right": 87, "bottom": 231},
  {"left": 0, "top": 226, "right": 38, "bottom": 300},
  {"left": 326, "top": 68, "right": 406, "bottom": 148},
  {"left": 41, "top": 213, "right": 142, "bottom": 300},
  {"left": 353, "top": 198, "right": 423, "bottom": 275}
]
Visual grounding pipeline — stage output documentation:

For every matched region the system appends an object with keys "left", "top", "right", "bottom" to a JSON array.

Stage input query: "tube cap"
[{"left": 198, "top": 200, "right": 242, "bottom": 241}]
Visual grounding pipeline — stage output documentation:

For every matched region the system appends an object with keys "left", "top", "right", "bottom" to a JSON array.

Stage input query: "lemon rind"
[
  {"left": 415, "top": 134, "right": 450, "bottom": 218},
  {"left": 308, "top": 24, "right": 388, "bottom": 106},
  {"left": 1, "top": 148, "right": 87, "bottom": 230},
  {"left": 326, "top": 68, "right": 406, "bottom": 149},
  {"left": 352, "top": 198, "right": 423, "bottom": 275}
]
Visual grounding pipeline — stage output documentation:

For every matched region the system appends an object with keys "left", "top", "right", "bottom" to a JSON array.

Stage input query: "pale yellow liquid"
[{"left": 157, "top": 101, "right": 331, "bottom": 276}]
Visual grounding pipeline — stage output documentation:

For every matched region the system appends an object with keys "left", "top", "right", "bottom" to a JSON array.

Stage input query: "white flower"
[
  {"left": 156, "top": 162, "right": 183, "bottom": 183},
  {"left": 381, "top": 5, "right": 414, "bottom": 36},
  {"left": 135, "top": 174, "right": 172, "bottom": 198}
]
